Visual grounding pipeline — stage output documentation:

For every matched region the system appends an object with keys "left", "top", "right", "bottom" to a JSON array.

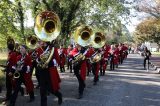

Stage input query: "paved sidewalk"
[{"left": 1, "top": 53, "right": 160, "bottom": 106}]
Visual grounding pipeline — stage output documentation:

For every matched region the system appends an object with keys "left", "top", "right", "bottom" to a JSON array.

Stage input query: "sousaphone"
[{"left": 34, "top": 11, "right": 61, "bottom": 68}]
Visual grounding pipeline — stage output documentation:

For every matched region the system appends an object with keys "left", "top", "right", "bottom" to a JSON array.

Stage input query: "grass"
[{"left": 151, "top": 52, "right": 160, "bottom": 57}]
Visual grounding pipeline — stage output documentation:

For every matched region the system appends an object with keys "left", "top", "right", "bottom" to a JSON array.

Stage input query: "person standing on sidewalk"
[{"left": 143, "top": 47, "right": 151, "bottom": 70}]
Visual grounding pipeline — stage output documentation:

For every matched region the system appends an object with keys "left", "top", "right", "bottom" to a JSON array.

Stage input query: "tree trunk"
[
  {"left": 17, "top": 2, "right": 25, "bottom": 43},
  {"left": 157, "top": 43, "right": 160, "bottom": 52}
]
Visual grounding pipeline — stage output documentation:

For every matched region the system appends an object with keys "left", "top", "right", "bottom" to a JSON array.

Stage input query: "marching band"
[{"left": 0, "top": 10, "right": 129, "bottom": 106}]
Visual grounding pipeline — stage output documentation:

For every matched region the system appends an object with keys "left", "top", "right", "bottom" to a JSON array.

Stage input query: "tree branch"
[{"left": 42, "top": 0, "right": 51, "bottom": 11}]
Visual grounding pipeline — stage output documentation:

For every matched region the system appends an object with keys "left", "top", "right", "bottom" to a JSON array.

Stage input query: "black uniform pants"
[
  {"left": 110, "top": 56, "right": 114, "bottom": 70},
  {"left": 91, "top": 62, "right": 99, "bottom": 82},
  {"left": 5, "top": 73, "right": 12, "bottom": 100},
  {"left": 73, "top": 63, "right": 85, "bottom": 95},
  {"left": 67, "top": 58, "right": 72, "bottom": 73},
  {"left": 9, "top": 74, "right": 34, "bottom": 106},
  {"left": 32, "top": 61, "right": 40, "bottom": 86},
  {"left": 144, "top": 57, "right": 149, "bottom": 69},
  {"left": 39, "top": 68, "right": 62, "bottom": 106}
]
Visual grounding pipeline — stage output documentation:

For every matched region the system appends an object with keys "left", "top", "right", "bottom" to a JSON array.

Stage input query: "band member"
[
  {"left": 8, "top": 45, "right": 35, "bottom": 106},
  {"left": 2, "top": 42, "right": 17, "bottom": 104},
  {"left": 58, "top": 45, "right": 66, "bottom": 72},
  {"left": 2, "top": 42, "right": 25, "bottom": 105},
  {"left": 67, "top": 44, "right": 73, "bottom": 73},
  {"left": 119, "top": 43, "right": 128, "bottom": 64},
  {"left": 100, "top": 45, "right": 109, "bottom": 76},
  {"left": 70, "top": 43, "right": 89, "bottom": 99},
  {"left": 90, "top": 48, "right": 100, "bottom": 85},
  {"left": 123, "top": 44, "right": 128, "bottom": 59},
  {"left": 37, "top": 41, "right": 62, "bottom": 106},
  {"left": 28, "top": 42, "right": 43, "bottom": 89},
  {"left": 109, "top": 45, "right": 115, "bottom": 70},
  {"left": 86, "top": 46, "right": 93, "bottom": 76},
  {"left": 114, "top": 44, "right": 120, "bottom": 68}
]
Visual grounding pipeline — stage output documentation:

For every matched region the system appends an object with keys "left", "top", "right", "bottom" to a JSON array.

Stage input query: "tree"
[
  {"left": 134, "top": 18, "right": 160, "bottom": 51},
  {"left": 0, "top": 0, "right": 133, "bottom": 48},
  {"left": 135, "top": 0, "right": 160, "bottom": 18},
  {"left": 26, "top": 0, "right": 131, "bottom": 45}
]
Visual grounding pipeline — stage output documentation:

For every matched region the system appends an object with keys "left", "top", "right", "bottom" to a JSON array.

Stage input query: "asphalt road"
[{"left": 1, "top": 53, "right": 160, "bottom": 106}]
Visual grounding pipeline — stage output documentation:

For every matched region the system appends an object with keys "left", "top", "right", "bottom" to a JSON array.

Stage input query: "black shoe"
[
  {"left": 58, "top": 95, "right": 62, "bottom": 105},
  {"left": 35, "top": 85, "right": 40, "bottom": 89},
  {"left": 27, "top": 98, "right": 35, "bottom": 103},
  {"left": 2, "top": 101, "right": 8, "bottom": 105},
  {"left": 83, "top": 83, "right": 86, "bottom": 88},
  {"left": 7, "top": 103, "right": 15, "bottom": 106},
  {"left": 20, "top": 87, "right": 24, "bottom": 96},
  {"left": 77, "top": 93, "right": 83, "bottom": 99},
  {"left": 93, "top": 82, "right": 97, "bottom": 85}
]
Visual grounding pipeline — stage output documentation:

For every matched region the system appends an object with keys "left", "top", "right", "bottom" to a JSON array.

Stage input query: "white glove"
[{"left": 26, "top": 66, "right": 30, "bottom": 73}]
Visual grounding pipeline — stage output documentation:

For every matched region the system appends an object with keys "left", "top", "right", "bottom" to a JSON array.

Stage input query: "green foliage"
[
  {"left": 0, "top": 0, "right": 133, "bottom": 48},
  {"left": 134, "top": 18, "right": 160, "bottom": 46}
]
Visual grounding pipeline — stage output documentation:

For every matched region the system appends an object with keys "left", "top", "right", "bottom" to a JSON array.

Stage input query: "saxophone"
[{"left": 14, "top": 56, "right": 25, "bottom": 79}]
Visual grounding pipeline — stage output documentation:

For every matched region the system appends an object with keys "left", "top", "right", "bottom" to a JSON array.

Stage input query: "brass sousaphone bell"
[
  {"left": 26, "top": 35, "right": 39, "bottom": 49},
  {"left": 91, "top": 32, "right": 106, "bottom": 48},
  {"left": 73, "top": 25, "right": 93, "bottom": 47},
  {"left": 34, "top": 11, "right": 61, "bottom": 42},
  {"left": 14, "top": 71, "right": 20, "bottom": 79},
  {"left": 90, "top": 32, "right": 106, "bottom": 63}
]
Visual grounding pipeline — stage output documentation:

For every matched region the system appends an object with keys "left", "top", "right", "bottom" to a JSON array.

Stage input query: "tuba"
[
  {"left": 34, "top": 11, "right": 61, "bottom": 42},
  {"left": 90, "top": 51, "right": 102, "bottom": 63},
  {"left": 26, "top": 35, "right": 39, "bottom": 50},
  {"left": 90, "top": 32, "right": 106, "bottom": 63},
  {"left": 72, "top": 25, "right": 93, "bottom": 64},
  {"left": 34, "top": 11, "right": 61, "bottom": 68},
  {"left": 72, "top": 53, "right": 86, "bottom": 64},
  {"left": 14, "top": 71, "right": 20, "bottom": 79},
  {"left": 91, "top": 32, "right": 105, "bottom": 48}
]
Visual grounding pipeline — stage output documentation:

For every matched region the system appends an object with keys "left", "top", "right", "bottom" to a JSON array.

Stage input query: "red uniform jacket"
[
  {"left": 89, "top": 48, "right": 100, "bottom": 78},
  {"left": 70, "top": 47, "right": 90, "bottom": 80},
  {"left": 48, "top": 47, "right": 61, "bottom": 92},
  {"left": 7, "top": 51, "right": 17, "bottom": 73},
  {"left": 114, "top": 48, "right": 120, "bottom": 64},
  {"left": 58, "top": 48, "right": 66, "bottom": 67},
  {"left": 16, "top": 54, "right": 34, "bottom": 93}
]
